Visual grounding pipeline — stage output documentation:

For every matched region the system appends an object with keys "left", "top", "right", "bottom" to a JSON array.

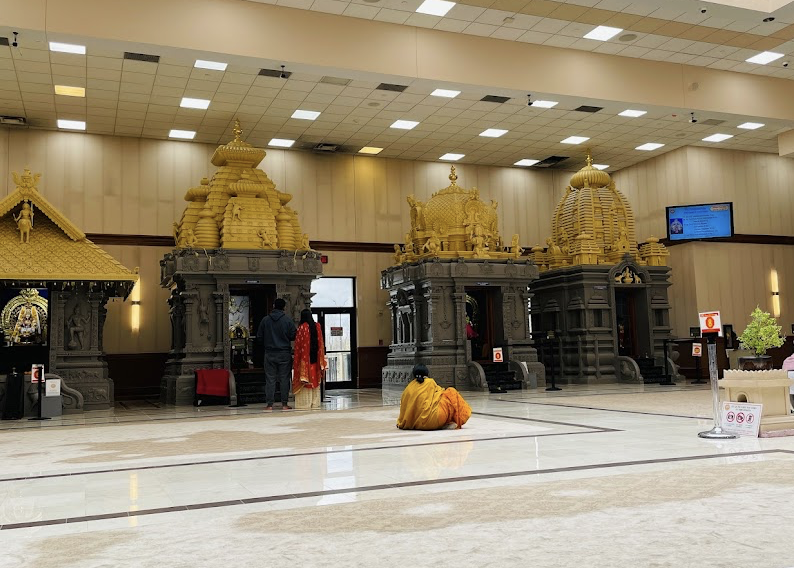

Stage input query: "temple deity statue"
[
  {"left": 393, "top": 244, "right": 404, "bottom": 265},
  {"left": 13, "top": 202, "right": 34, "bottom": 244},
  {"left": 67, "top": 303, "right": 90, "bottom": 350},
  {"left": 11, "top": 297, "right": 42, "bottom": 344},
  {"left": 423, "top": 231, "right": 442, "bottom": 255}
]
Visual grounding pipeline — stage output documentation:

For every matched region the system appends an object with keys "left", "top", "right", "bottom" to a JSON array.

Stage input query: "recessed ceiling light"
[
  {"left": 738, "top": 122, "right": 764, "bottom": 130},
  {"left": 194, "top": 59, "right": 227, "bottom": 71},
  {"left": 440, "top": 153, "right": 464, "bottom": 161},
  {"left": 54, "top": 85, "right": 85, "bottom": 97},
  {"left": 49, "top": 41, "right": 86, "bottom": 54},
  {"left": 180, "top": 97, "right": 211, "bottom": 109},
  {"left": 702, "top": 133, "right": 733, "bottom": 142},
  {"left": 269, "top": 138, "right": 295, "bottom": 148},
  {"left": 391, "top": 120, "right": 419, "bottom": 130},
  {"left": 291, "top": 109, "right": 321, "bottom": 120},
  {"left": 416, "top": 0, "right": 455, "bottom": 16},
  {"left": 169, "top": 129, "right": 196, "bottom": 140},
  {"left": 531, "top": 100, "right": 558, "bottom": 108},
  {"left": 636, "top": 142, "right": 665, "bottom": 151},
  {"left": 763, "top": 16, "right": 775, "bottom": 22},
  {"left": 431, "top": 88, "right": 461, "bottom": 98},
  {"left": 57, "top": 119, "right": 86, "bottom": 130},
  {"left": 561, "top": 136, "right": 589, "bottom": 145},
  {"left": 514, "top": 159, "right": 539, "bottom": 167},
  {"left": 583, "top": 26, "right": 623, "bottom": 41},
  {"left": 593, "top": 164, "right": 609, "bottom": 170},
  {"left": 746, "top": 51, "right": 784, "bottom": 65},
  {"left": 619, "top": 109, "right": 646, "bottom": 118},
  {"left": 480, "top": 128, "right": 508, "bottom": 138},
  {"left": 359, "top": 146, "right": 383, "bottom": 155}
]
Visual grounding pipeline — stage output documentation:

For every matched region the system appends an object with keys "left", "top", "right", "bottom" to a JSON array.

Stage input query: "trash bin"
[{"left": 2, "top": 367, "right": 25, "bottom": 420}]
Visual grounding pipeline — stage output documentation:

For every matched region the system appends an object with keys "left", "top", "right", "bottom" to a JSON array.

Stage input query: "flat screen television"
[{"left": 666, "top": 202, "right": 734, "bottom": 241}]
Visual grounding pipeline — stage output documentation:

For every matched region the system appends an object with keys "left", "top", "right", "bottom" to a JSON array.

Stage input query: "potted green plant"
[{"left": 737, "top": 306, "right": 785, "bottom": 370}]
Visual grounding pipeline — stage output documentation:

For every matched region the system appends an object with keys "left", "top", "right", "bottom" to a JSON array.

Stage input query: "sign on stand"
[
  {"left": 45, "top": 378, "right": 61, "bottom": 398},
  {"left": 721, "top": 402, "right": 762, "bottom": 437},
  {"left": 692, "top": 343, "right": 703, "bottom": 357},
  {"left": 492, "top": 347, "right": 503, "bottom": 363},
  {"left": 699, "top": 311, "right": 722, "bottom": 335}
]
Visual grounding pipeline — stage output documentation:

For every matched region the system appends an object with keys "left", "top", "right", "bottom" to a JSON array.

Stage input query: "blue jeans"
[{"left": 265, "top": 351, "right": 292, "bottom": 405}]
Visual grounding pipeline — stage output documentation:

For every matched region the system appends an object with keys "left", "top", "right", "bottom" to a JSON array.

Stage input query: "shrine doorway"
[
  {"left": 465, "top": 286, "right": 503, "bottom": 362},
  {"left": 614, "top": 287, "right": 650, "bottom": 359},
  {"left": 228, "top": 284, "right": 276, "bottom": 403}
]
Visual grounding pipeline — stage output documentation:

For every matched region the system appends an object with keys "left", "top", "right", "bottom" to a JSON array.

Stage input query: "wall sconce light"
[
  {"left": 130, "top": 280, "right": 141, "bottom": 332},
  {"left": 771, "top": 269, "right": 780, "bottom": 318}
]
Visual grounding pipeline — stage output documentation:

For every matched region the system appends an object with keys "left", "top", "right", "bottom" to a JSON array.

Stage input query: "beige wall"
[
  {"left": 4, "top": 128, "right": 794, "bottom": 352},
  {"left": 613, "top": 146, "right": 794, "bottom": 335}
]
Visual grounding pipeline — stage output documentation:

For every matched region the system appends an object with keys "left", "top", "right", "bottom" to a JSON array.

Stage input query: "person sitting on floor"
[{"left": 397, "top": 364, "right": 472, "bottom": 430}]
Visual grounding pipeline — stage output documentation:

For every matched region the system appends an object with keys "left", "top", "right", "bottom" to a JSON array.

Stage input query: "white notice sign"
[
  {"left": 45, "top": 378, "right": 61, "bottom": 397},
  {"left": 692, "top": 343, "right": 703, "bottom": 357},
  {"left": 721, "top": 402, "right": 762, "bottom": 437},
  {"left": 492, "top": 347, "right": 503, "bottom": 363},
  {"left": 699, "top": 311, "right": 722, "bottom": 336}
]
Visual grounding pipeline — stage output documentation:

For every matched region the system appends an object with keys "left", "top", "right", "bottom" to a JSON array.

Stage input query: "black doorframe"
[{"left": 310, "top": 276, "right": 358, "bottom": 389}]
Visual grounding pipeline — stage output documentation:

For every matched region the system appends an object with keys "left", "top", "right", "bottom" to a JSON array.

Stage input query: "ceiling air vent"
[
  {"left": 320, "top": 76, "right": 352, "bottom": 86},
  {"left": 481, "top": 95, "right": 510, "bottom": 103},
  {"left": 123, "top": 52, "right": 160, "bottom": 63},
  {"left": 701, "top": 118, "right": 725, "bottom": 126},
  {"left": 313, "top": 143, "right": 339, "bottom": 153},
  {"left": 574, "top": 105, "right": 603, "bottom": 113},
  {"left": 534, "top": 155, "right": 569, "bottom": 168},
  {"left": 376, "top": 83, "right": 408, "bottom": 92},
  {"left": 0, "top": 115, "right": 27, "bottom": 126},
  {"left": 259, "top": 68, "right": 292, "bottom": 79},
  {"left": 0, "top": 37, "right": 9, "bottom": 47}
]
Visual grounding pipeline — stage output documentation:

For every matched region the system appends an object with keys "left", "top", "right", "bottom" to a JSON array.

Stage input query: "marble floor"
[{"left": 2, "top": 384, "right": 794, "bottom": 568}]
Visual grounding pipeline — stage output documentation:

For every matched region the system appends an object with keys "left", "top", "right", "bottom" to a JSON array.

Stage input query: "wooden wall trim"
[{"left": 660, "top": 234, "right": 794, "bottom": 247}]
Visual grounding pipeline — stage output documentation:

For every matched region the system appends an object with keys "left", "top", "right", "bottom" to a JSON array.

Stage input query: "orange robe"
[
  {"left": 396, "top": 377, "right": 472, "bottom": 430},
  {"left": 292, "top": 322, "right": 327, "bottom": 393}
]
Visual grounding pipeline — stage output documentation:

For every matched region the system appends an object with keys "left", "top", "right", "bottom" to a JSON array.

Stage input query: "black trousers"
[{"left": 265, "top": 351, "right": 292, "bottom": 405}]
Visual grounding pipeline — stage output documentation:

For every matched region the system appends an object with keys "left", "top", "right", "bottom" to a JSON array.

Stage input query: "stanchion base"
[
  {"left": 545, "top": 386, "right": 562, "bottom": 391},
  {"left": 698, "top": 427, "right": 737, "bottom": 439},
  {"left": 227, "top": 404, "right": 248, "bottom": 408},
  {"left": 692, "top": 380, "right": 707, "bottom": 385},
  {"left": 658, "top": 381, "right": 676, "bottom": 386},
  {"left": 28, "top": 417, "right": 51, "bottom": 421}
]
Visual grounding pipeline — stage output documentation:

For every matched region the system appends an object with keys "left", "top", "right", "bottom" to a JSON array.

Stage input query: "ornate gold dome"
[
  {"left": 211, "top": 120, "right": 266, "bottom": 167},
  {"left": 569, "top": 155, "right": 612, "bottom": 189}
]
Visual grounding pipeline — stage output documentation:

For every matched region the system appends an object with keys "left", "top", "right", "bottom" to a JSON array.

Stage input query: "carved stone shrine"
[{"left": 381, "top": 167, "right": 545, "bottom": 391}]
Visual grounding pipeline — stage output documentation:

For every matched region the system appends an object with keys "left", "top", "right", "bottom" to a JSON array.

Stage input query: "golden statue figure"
[
  {"left": 183, "top": 228, "right": 198, "bottom": 248},
  {"left": 404, "top": 232, "right": 414, "bottom": 256},
  {"left": 257, "top": 228, "right": 272, "bottom": 248},
  {"left": 423, "top": 231, "right": 442, "bottom": 255},
  {"left": 11, "top": 297, "right": 42, "bottom": 344},
  {"left": 613, "top": 226, "right": 630, "bottom": 253},
  {"left": 172, "top": 222, "right": 180, "bottom": 246},
  {"left": 393, "top": 244, "right": 404, "bottom": 265},
  {"left": 546, "top": 236, "right": 562, "bottom": 256},
  {"left": 407, "top": 195, "right": 425, "bottom": 231},
  {"left": 511, "top": 234, "right": 523, "bottom": 258},
  {"left": 13, "top": 202, "right": 34, "bottom": 244},
  {"left": 232, "top": 203, "right": 243, "bottom": 222},
  {"left": 300, "top": 233, "right": 312, "bottom": 251}
]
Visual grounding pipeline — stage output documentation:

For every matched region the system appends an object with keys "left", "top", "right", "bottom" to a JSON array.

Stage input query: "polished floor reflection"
[{"left": 2, "top": 385, "right": 794, "bottom": 568}]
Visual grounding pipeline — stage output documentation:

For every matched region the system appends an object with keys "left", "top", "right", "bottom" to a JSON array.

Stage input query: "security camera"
[
  {"left": 279, "top": 64, "right": 287, "bottom": 79},
  {"left": 784, "top": 61, "right": 790, "bottom": 67},
  {"left": 689, "top": 112, "right": 697, "bottom": 124},
  {"left": 700, "top": 7, "right": 707, "bottom": 13},
  {"left": 11, "top": 31, "right": 18, "bottom": 48},
  {"left": 526, "top": 94, "right": 532, "bottom": 107}
]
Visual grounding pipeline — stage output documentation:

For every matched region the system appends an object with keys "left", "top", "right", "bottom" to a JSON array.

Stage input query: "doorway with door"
[{"left": 311, "top": 277, "right": 357, "bottom": 389}]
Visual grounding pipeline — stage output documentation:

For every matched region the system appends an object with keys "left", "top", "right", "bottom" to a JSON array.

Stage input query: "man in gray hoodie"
[{"left": 256, "top": 298, "right": 297, "bottom": 410}]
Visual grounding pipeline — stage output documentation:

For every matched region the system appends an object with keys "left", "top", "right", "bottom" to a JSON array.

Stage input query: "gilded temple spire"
[
  {"left": 232, "top": 118, "right": 243, "bottom": 143},
  {"left": 585, "top": 149, "right": 593, "bottom": 167},
  {"left": 449, "top": 165, "right": 458, "bottom": 185}
]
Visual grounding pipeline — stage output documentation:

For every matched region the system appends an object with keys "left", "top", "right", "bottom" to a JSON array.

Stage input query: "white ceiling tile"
[
  {"left": 343, "top": 3, "right": 380, "bottom": 18},
  {"left": 374, "top": 8, "right": 411, "bottom": 24},
  {"left": 434, "top": 18, "right": 469, "bottom": 32},
  {"left": 464, "top": 22, "right": 499, "bottom": 37}
]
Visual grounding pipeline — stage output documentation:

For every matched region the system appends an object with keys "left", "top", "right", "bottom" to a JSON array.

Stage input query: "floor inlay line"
[
  {"left": 496, "top": 399, "right": 708, "bottom": 419},
  {"left": 3, "top": 449, "right": 791, "bottom": 531}
]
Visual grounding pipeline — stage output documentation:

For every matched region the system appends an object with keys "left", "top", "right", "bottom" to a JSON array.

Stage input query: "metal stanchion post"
[
  {"left": 546, "top": 333, "right": 561, "bottom": 392},
  {"left": 693, "top": 340, "right": 705, "bottom": 384},
  {"left": 29, "top": 367, "right": 50, "bottom": 421},
  {"left": 659, "top": 338, "right": 676, "bottom": 386},
  {"left": 698, "top": 333, "right": 736, "bottom": 439}
]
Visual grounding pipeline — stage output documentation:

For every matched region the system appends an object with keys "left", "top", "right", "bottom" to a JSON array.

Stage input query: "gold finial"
[
  {"left": 449, "top": 165, "right": 458, "bottom": 185},
  {"left": 233, "top": 118, "right": 243, "bottom": 142},
  {"left": 585, "top": 149, "right": 593, "bottom": 167}
]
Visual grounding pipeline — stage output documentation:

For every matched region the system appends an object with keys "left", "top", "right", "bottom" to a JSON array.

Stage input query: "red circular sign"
[
  {"left": 705, "top": 316, "right": 715, "bottom": 329},
  {"left": 726, "top": 412, "right": 735, "bottom": 422},
  {"left": 736, "top": 412, "right": 745, "bottom": 424}
]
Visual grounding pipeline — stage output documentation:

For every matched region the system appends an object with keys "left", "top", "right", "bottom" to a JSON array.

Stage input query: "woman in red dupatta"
[{"left": 292, "top": 309, "right": 327, "bottom": 410}]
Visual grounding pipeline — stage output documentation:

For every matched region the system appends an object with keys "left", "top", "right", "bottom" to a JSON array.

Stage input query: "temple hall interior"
[{"left": 2, "top": 0, "right": 794, "bottom": 566}]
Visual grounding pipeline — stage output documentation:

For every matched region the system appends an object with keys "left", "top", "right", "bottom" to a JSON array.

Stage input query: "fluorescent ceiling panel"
[
  {"left": 431, "top": 89, "right": 460, "bottom": 98},
  {"left": 514, "top": 159, "right": 539, "bottom": 167},
  {"left": 593, "top": 164, "right": 609, "bottom": 170},
  {"left": 702, "top": 133, "right": 734, "bottom": 142},
  {"left": 359, "top": 147, "right": 383, "bottom": 155},
  {"left": 49, "top": 42, "right": 86, "bottom": 54},
  {"left": 194, "top": 59, "right": 227, "bottom": 71},
  {"left": 531, "top": 100, "right": 558, "bottom": 108},
  {"left": 269, "top": 138, "right": 295, "bottom": 148},
  {"left": 416, "top": 0, "right": 455, "bottom": 16},
  {"left": 180, "top": 97, "right": 211, "bottom": 109},
  {"left": 583, "top": 26, "right": 623, "bottom": 41},
  {"left": 291, "top": 110, "right": 321, "bottom": 120},
  {"left": 57, "top": 119, "right": 86, "bottom": 130},
  {"left": 635, "top": 142, "right": 665, "bottom": 151},
  {"left": 480, "top": 128, "right": 508, "bottom": 138},
  {"left": 391, "top": 120, "right": 419, "bottom": 130},
  {"left": 618, "top": 109, "right": 646, "bottom": 117},
  {"left": 561, "top": 136, "right": 589, "bottom": 144},
  {"left": 738, "top": 122, "right": 764, "bottom": 130},
  {"left": 745, "top": 51, "right": 784, "bottom": 64},
  {"left": 440, "top": 153, "right": 464, "bottom": 161},
  {"left": 54, "top": 85, "right": 85, "bottom": 97},
  {"left": 169, "top": 129, "right": 196, "bottom": 139}
]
